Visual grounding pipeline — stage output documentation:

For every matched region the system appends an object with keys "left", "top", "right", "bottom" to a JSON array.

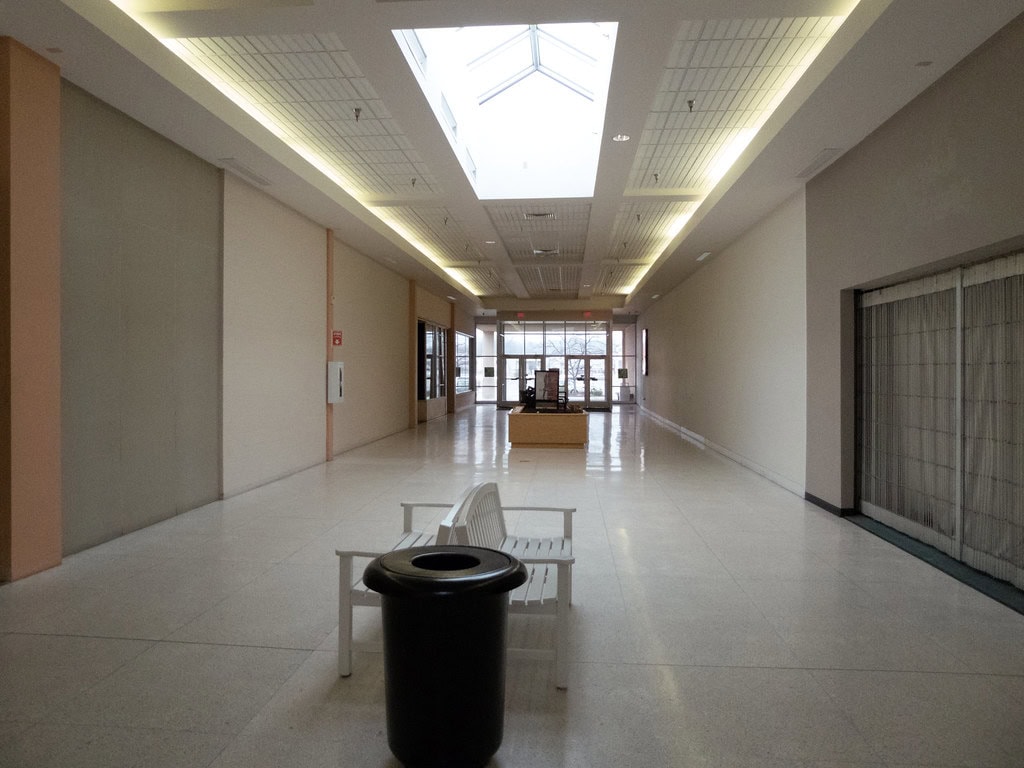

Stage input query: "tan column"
[
  {"left": 409, "top": 280, "right": 417, "bottom": 428},
  {"left": 325, "top": 229, "right": 334, "bottom": 461},
  {"left": 1, "top": 37, "right": 62, "bottom": 581}
]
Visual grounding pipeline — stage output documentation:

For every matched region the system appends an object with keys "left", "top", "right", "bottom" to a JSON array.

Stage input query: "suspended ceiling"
[{"left": 4, "top": 0, "right": 1024, "bottom": 317}]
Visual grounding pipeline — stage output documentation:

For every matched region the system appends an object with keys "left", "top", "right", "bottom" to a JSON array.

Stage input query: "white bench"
[
  {"left": 336, "top": 483, "right": 575, "bottom": 688},
  {"left": 437, "top": 482, "right": 574, "bottom": 689},
  {"left": 336, "top": 499, "right": 450, "bottom": 678}
]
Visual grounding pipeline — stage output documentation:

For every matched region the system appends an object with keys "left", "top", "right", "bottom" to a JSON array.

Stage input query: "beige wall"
[
  {"left": 1, "top": 38, "right": 62, "bottom": 579},
  {"left": 805, "top": 13, "right": 1024, "bottom": 511},
  {"left": 4, "top": 34, "right": 482, "bottom": 573},
  {"left": 453, "top": 306, "right": 475, "bottom": 336},
  {"left": 330, "top": 238, "right": 410, "bottom": 454},
  {"left": 640, "top": 191, "right": 807, "bottom": 493},
  {"left": 222, "top": 175, "right": 326, "bottom": 496},
  {"left": 415, "top": 285, "right": 451, "bottom": 327}
]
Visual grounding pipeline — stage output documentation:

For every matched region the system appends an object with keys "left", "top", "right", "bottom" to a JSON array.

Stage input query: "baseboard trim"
[
  {"left": 804, "top": 492, "right": 855, "bottom": 518},
  {"left": 640, "top": 407, "right": 705, "bottom": 449},
  {"left": 640, "top": 407, "right": 804, "bottom": 499},
  {"left": 847, "top": 513, "right": 1024, "bottom": 616},
  {"left": 707, "top": 439, "right": 804, "bottom": 497}
]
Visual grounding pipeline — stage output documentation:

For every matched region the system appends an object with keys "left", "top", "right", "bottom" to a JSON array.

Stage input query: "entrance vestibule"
[{"left": 476, "top": 313, "right": 636, "bottom": 409}]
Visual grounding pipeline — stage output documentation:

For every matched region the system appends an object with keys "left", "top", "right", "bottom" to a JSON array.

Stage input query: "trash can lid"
[{"left": 363, "top": 545, "right": 528, "bottom": 596}]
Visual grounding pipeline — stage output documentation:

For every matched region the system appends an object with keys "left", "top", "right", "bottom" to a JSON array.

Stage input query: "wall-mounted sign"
[{"left": 332, "top": 330, "right": 343, "bottom": 346}]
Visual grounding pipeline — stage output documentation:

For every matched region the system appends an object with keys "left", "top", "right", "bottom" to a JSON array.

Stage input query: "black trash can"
[{"left": 363, "top": 545, "right": 528, "bottom": 768}]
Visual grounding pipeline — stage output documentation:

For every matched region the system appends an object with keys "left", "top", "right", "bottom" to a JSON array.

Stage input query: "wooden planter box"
[{"left": 508, "top": 406, "right": 588, "bottom": 448}]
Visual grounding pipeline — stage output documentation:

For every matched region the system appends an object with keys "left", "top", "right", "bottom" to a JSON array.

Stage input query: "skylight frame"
[{"left": 395, "top": 22, "right": 618, "bottom": 200}]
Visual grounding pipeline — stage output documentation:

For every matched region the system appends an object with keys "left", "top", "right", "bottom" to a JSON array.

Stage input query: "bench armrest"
[
  {"left": 335, "top": 549, "right": 386, "bottom": 559},
  {"left": 501, "top": 505, "right": 575, "bottom": 539},
  {"left": 399, "top": 501, "right": 454, "bottom": 533}
]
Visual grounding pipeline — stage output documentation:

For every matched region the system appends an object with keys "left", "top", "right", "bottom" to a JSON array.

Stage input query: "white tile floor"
[{"left": 2, "top": 405, "right": 1024, "bottom": 767}]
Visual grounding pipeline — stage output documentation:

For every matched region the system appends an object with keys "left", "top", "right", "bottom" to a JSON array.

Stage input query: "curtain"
[
  {"left": 857, "top": 252, "right": 1023, "bottom": 589},
  {"left": 857, "top": 289, "right": 957, "bottom": 541},
  {"left": 961, "top": 272, "right": 1024, "bottom": 585}
]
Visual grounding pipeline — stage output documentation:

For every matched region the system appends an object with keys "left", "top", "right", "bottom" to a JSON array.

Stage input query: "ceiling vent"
[
  {"left": 524, "top": 212, "right": 555, "bottom": 220},
  {"left": 532, "top": 248, "right": 560, "bottom": 257}
]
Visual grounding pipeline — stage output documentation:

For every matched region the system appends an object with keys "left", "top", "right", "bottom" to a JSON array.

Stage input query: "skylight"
[{"left": 396, "top": 23, "right": 617, "bottom": 200}]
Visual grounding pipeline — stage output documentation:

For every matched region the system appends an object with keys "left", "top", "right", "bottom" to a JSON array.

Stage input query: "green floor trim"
[{"left": 847, "top": 514, "right": 1024, "bottom": 616}]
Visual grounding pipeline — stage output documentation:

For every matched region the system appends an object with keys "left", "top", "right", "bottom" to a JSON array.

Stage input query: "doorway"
[
  {"left": 502, "top": 356, "right": 543, "bottom": 403},
  {"left": 566, "top": 356, "right": 608, "bottom": 409}
]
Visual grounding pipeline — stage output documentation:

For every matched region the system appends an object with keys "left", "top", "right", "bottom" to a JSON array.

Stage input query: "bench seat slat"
[
  {"left": 502, "top": 536, "right": 572, "bottom": 560},
  {"left": 509, "top": 564, "right": 558, "bottom": 608}
]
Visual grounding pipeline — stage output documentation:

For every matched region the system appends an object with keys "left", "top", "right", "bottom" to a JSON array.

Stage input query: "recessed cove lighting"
[{"left": 108, "top": 2, "right": 852, "bottom": 303}]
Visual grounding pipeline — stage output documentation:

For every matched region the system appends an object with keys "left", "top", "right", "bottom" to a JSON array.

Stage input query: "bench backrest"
[{"left": 438, "top": 482, "right": 507, "bottom": 548}]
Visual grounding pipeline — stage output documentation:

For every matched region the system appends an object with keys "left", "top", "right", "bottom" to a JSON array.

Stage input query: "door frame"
[{"left": 565, "top": 356, "right": 609, "bottom": 409}]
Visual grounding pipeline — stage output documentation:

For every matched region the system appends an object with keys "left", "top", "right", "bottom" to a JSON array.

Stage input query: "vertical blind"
[{"left": 857, "top": 253, "right": 1024, "bottom": 589}]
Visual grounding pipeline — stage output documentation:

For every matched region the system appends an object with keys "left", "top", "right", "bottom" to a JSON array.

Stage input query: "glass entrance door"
[
  {"left": 502, "top": 356, "right": 543, "bottom": 404},
  {"left": 566, "top": 357, "right": 608, "bottom": 408}
]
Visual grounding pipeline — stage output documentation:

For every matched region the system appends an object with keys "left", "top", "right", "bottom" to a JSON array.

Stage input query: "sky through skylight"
[{"left": 397, "top": 23, "right": 618, "bottom": 200}]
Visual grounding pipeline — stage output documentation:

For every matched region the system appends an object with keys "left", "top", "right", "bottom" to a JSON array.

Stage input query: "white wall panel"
[
  {"left": 640, "top": 190, "right": 807, "bottom": 493},
  {"left": 330, "top": 239, "right": 410, "bottom": 453},
  {"left": 61, "top": 83, "right": 222, "bottom": 553},
  {"left": 223, "top": 175, "right": 326, "bottom": 496}
]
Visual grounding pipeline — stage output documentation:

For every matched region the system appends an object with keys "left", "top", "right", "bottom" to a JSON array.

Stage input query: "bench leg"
[
  {"left": 338, "top": 554, "right": 354, "bottom": 678},
  {"left": 554, "top": 561, "right": 571, "bottom": 689}
]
